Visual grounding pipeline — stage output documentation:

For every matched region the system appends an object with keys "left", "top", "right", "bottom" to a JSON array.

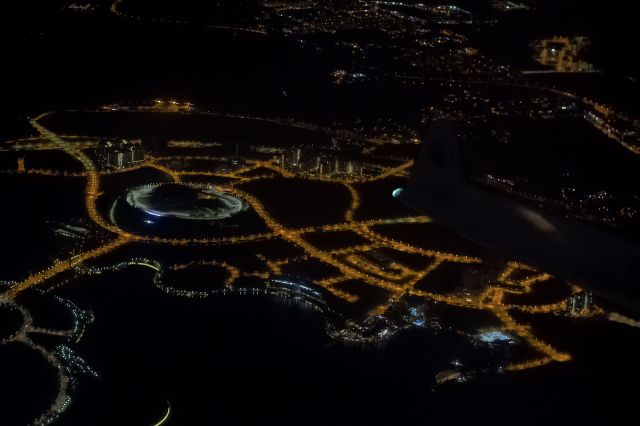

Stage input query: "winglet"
[{"left": 393, "top": 120, "right": 463, "bottom": 209}]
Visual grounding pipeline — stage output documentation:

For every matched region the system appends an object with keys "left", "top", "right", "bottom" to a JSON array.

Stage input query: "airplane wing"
[{"left": 394, "top": 120, "right": 640, "bottom": 312}]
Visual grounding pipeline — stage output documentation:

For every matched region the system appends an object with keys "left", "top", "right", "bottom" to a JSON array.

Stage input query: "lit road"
[
  {"left": 5, "top": 237, "right": 130, "bottom": 298},
  {"left": 0, "top": 109, "right": 602, "bottom": 373}
]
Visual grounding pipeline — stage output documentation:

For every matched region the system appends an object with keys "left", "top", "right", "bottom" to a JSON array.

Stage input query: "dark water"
[
  {"left": 0, "top": 341, "right": 61, "bottom": 425},
  {"left": 0, "top": 305, "right": 24, "bottom": 340},
  {"left": 0, "top": 174, "right": 92, "bottom": 281},
  {"left": 19, "top": 266, "right": 632, "bottom": 426},
  {"left": 53, "top": 267, "right": 470, "bottom": 425}
]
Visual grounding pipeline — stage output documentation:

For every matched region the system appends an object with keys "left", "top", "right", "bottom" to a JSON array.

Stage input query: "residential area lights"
[{"left": 1, "top": 110, "right": 601, "bottom": 373}]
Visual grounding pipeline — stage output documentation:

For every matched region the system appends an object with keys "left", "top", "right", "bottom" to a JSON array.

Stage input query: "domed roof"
[
  {"left": 147, "top": 184, "right": 227, "bottom": 211},
  {"left": 126, "top": 183, "right": 247, "bottom": 221}
]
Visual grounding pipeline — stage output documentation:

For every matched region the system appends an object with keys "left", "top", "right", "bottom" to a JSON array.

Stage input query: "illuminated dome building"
[{"left": 126, "top": 183, "right": 247, "bottom": 220}]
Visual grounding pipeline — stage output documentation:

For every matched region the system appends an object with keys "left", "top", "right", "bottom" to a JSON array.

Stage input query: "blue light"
[
  {"left": 392, "top": 188, "right": 403, "bottom": 199},
  {"left": 478, "top": 331, "right": 513, "bottom": 343}
]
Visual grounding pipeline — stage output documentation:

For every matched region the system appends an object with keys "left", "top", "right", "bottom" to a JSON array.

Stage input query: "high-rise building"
[
  {"left": 279, "top": 147, "right": 365, "bottom": 179},
  {"left": 292, "top": 147, "right": 302, "bottom": 167},
  {"left": 95, "top": 139, "right": 145, "bottom": 170},
  {"left": 568, "top": 291, "right": 593, "bottom": 316}
]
